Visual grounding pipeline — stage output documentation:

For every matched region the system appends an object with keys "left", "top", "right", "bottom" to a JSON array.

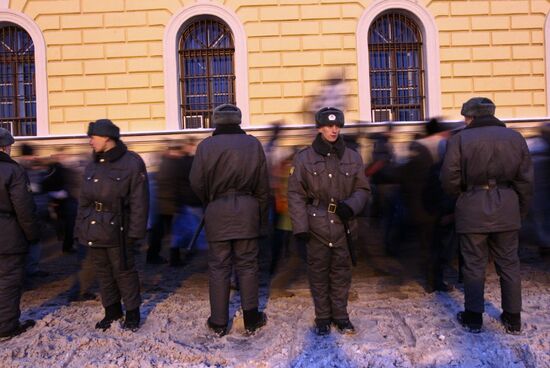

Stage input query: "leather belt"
[
  {"left": 213, "top": 190, "right": 252, "bottom": 201},
  {"left": 307, "top": 198, "right": 337, "bottom": 213},
  {"left": 93, "top": 201, "right": 116, "bottom": 212},
  {"left": 468, "top": 179, "right": 511, "bottom": 191}
]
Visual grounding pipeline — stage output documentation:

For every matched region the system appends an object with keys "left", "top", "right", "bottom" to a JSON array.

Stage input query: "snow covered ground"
[{"left": 1, "top": 222, "right": 549, "bottom": 368}]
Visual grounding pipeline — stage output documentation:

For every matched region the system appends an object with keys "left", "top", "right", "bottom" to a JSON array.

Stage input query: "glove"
[
  {"left": 335, "top": 201, "right": 354, "bottom": 221},
  {"left": 294, "top": 232, "right": 310, "bottom": 242}
]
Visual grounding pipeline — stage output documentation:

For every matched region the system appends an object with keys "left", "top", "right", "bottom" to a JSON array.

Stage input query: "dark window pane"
[
  {"left": 368, "top": 12, "right": 424, "bottom": 122},
  {"left": 179, "top": 17, "right": 236, "bottom": 128},
  {"left": 0, "top": 24, "right": 36, "bottom": 135}
]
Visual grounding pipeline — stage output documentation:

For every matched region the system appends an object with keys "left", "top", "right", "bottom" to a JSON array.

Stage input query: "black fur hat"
[
  {"left": 213, "top": 104, "right": 242, "bottom": 126},
  {"left": 87, "top": 119, "right": 120, "bottom": 139},
  {"left": 0, "top": 127, "right": 15, "bottom": 147},
  {"left": 315, "top": 107, "right": 344, "bottom": 128},
  {"left": 460, "top": 97, "right": 496, "bottom": 117}
]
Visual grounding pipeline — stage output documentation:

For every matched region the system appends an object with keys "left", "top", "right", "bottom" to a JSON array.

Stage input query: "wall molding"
[
  {"left": 163, "top": 2, "right": 250, "bottom": 129},
  {"left": 356, "top": 0, "right": 441, "bottom": 121},
  {"left": 0, "top": 9, "right": 49, "bottom": 136}
]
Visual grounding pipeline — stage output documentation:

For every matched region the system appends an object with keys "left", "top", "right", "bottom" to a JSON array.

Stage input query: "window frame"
[
  {"left": 164, "top": 3, "right": 249, "bottom": 130},
  {"left": 0, "top": 9, "right": 48, "bottom": 136},
  {"left": 357, "top": 0, "right": 441, "bottom": 122}
]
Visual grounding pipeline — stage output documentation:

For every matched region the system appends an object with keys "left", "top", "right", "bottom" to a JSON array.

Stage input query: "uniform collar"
[
  {"left": 464, "top": 115, "right": 506, "bottom": 130},
  {"left": 0, "top": 151, "right": 17, "bottom": 164},
  {"left": 212, "top": 124, "right": 246, "bottom": 136},
  {"left": 312, "top": 133, "right": 346, "bottom": 159},
  {"left": 93, "top": 140, "right": 127, "bottom": 162}
]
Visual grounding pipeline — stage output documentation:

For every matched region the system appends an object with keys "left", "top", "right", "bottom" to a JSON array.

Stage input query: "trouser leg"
[
  {"left": 0, "top": 255, "right": 26, "bottom": 335},
  {"left": 489, "top": 231, "right": 522, "bottom": 314},
  {"left": 233, "top": 238, "right": 259, "bottom": 312},
  {"left": 147, "top": 214, "right": 171, "bottom": 258},
  {"left": 92, "top": 248, "right": 120, "bottom": 307},
  {"left": 306, "top": 239, "right": 332, "bottom": 321},
  {"left": 208, "top": 241, "right": 232, "bottom": 326},
  {"left": 460, "top": 233, "right": 489, "bottom": 313},
  {"left": 329, "top": 245, "right": 352, "bottom": 320},
  {"left": 107, "top": 247, "right": 141, "bottom": 310}
]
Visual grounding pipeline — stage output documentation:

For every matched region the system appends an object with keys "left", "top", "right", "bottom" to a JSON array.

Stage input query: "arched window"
[
  {"left": 178, "top": 17, "right": 235, "bottom": 129},
  {"left": 0, "top": 23, "right": 36, "bottom": 135},
  {"left": 368, "top": 12, "right": 424, "bottom": 122}
]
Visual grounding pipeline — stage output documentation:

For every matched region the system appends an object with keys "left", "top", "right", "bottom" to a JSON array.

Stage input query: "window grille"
[
  {"left": 368, "top": 12, "right": 424, "bottom": 122},
  {"left": 0, "top": 24, "right": 36, "bottom": 136},
  {"left": 179, "top": 17, "right": 235, "bottom": 129}
]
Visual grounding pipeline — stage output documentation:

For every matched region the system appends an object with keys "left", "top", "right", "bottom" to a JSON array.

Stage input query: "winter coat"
[
  {"left": 288, "top": 134, "right": 371, "bottom": 247},
  {"left": 0, "top": 152, "right": 40, "bottom": 254},
  {"left": 441, "top": 115, "right": 533, "bottom": 233},
  {"left": 75, "top": 141, "right": 149, "bottom": 247},
  {"left": 155, "top": 154, "right": 184, "bottom": 215},
  {"left": 189, "top": 126, "right": 270, "bottom": 242}
]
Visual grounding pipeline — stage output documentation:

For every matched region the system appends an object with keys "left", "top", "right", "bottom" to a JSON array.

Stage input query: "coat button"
[
  {"left": 328, "top": 173, "right": 332, "bottom": 178},
  {"left": 313, "top": 213, "right": 316, "bottom": 217},
  {"left": 100, "top": 159, "right": 105, "bottom": 163},
  {"left": 331, "top": 198, "right": 335, "bottom": 202},
  {"left": 111, "top": 221, "right": 115, "bottom": 225},
  {"left": 346, "top": 172, "right": 349, "bottom": 176},
  {"left": 328, "top": 242, "right": 333, "bottom": 247},
  {"left": 116, "top": 178, "right": 121, "bottom": 181},
  {"left": 327, "top": 153, "right": 331, "bottom": 156},
  {"left": 91, "top": 220, "right": 96, "bottom": 225},
  {"left": 93, "top": 179, "right": 99, "bottom": 183},
  {"left": 314, "top": 172, "right": 317, "bottom": 175},
  {"left": 330, "top": 220, "right": 334, "bottom": 224},
  {"left": 88, "top": 241, "right": 92, "bottom": 246}
]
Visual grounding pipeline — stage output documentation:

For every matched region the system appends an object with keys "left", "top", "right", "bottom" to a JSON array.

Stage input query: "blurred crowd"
[{"left": 13, "top": 119, "right": 550, "bottom": 299}]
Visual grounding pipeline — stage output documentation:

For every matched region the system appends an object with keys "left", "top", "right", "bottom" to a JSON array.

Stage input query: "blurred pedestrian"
[
  {"left": 441, "top": 97, "right": 533, "bottom": 334},
  {"left": 0, "top": 128, "right": 40, "bottom": 341},
  {"left": 75, "top": 119, "right": 149, "bottom": 331}
]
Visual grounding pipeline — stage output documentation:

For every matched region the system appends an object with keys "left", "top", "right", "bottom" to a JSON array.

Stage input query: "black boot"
[
  {"left": 332, "top": 318, "right": 356, "bottom": 335},
  {"left": 169, "top": 248, "right": 183, "bottom": 267},
  {"left": 123, "top": 308, "right": 141, "bottom": 331},
  {"left": 0, "top": 320, "right": 35, "bottom": 342},
  {"left": 95, "top": 303, "right": 123, "bottom": 331},
  {"left": 207, "top": 317, "right": 228, "bottom": 337},
  {"left": 500, "top": 311, "right": 521, "bottom": 335},
  {"left": 314, "top": 319, "right": 331, "bottom": 336},
  {"left": 457, "top": 310, "right": 482, "bottom": 333},
  {"left": 243, "top": 309, "right": 267, "bottom": 335}
]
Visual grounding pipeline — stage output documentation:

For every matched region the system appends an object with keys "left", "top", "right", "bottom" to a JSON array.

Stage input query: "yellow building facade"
[{"left": 1, "top": 0, "right": 550, "bottom": 137}]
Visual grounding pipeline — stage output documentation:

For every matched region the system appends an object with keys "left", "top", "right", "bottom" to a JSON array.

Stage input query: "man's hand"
[{"left": 335, "top": 201, "right": 354, "bottom": 221}]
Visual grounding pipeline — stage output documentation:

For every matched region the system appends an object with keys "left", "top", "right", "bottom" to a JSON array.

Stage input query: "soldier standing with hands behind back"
[
  {"left": 288, "top": 107, "right": 370, "bottom": 336},
  {"left": 0, "top": 128, "right": 40, "bottom": 341},
  {"left": 75, "top": 119, "right": 149, "bottom": 332}
]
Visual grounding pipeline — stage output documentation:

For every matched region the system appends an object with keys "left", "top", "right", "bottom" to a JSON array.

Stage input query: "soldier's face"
[
  {"left": 89, "top": 135, "right": 110, "bottom": 153},
  {"left": 0, "top": 145, "right": 11, "bottom": 155},
  {"left": 318, "top": 124, "right": 341, "bottom": 142}
]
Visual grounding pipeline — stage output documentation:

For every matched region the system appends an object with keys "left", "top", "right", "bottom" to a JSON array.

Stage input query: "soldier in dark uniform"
[
  {"left": 288, "top": 107, "right": 370, "bottom": 336},
  {"left": 0, "top": 128, "right": 40, "bottom": 341},
  {"left": 75, "top": 119, "right": 149, "bottom": 331},
  {"left": 190, "top": 104, "right": 270, "bottom": 337},
  {"left": 441, "top": 98, "right": 533, "bottom": 334}
]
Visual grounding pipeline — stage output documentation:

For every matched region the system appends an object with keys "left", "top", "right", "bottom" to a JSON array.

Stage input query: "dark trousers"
[
  {"left": 0, "top": 254, "right": 26, "bottom": 335},
  {"left": 208, "top": 238, "right": 259, "bottom": 326},
  {"left": 430, "top": 222, "right": 458, "bottom": 284},
  {"left": 54, "top": 197, "right": 77, "bottom": 251},
  {"left": 91, "top": 246, "right": 141, "bottom": 310},
  {"left": 306, "top": 239, "right": 352, "bottom": 321},
  {"left": 147, "top": 214, "right": 173, "bottom": 258},
  {"left": 460, "top": 231, "right": 521, "bottom": 314}
]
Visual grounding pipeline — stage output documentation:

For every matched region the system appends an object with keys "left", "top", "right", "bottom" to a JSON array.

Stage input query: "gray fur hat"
[
  {"left": 0, "top": 127, "right": 15, "bottom": 147},
  {"left": 213, "top": 104, "right": 242, "bottom": 126},
  {"left": 460, "top": 97, "right": 496, "bottom": 117},
  {"left": 315, "top": 107, "right": 345, "bottom": 128},
  {"left": 87, "top": 119, "right": 120, "bottom": 139}
]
